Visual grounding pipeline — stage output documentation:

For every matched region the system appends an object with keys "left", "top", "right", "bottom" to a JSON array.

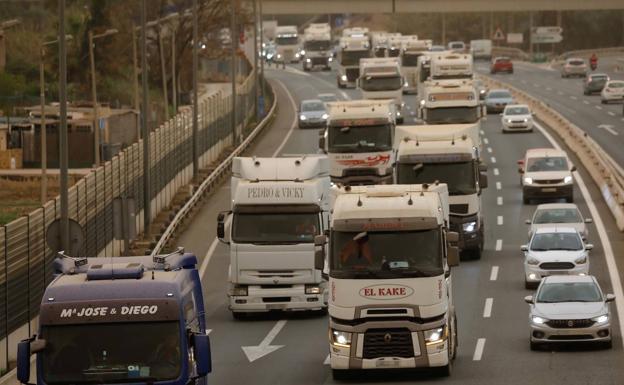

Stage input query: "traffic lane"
[{"left": 476, "top": 115, "right": 624, "bottom": 384}]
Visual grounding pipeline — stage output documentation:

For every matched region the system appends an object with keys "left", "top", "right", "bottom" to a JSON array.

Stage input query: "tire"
[
  {"left": 232, "top": 311, "right": 247, "bottom": 320},
  {"left": 438, "top": 363, "right": 451, "bottom": 377},
  {"left": 530, "top": 340, "right": 541, "bottom": 351},
  {"left": 332, "top": 369, "right": 351, "bottom": 381},
  {"left": 525, "top": 280, "right": 537, "bottom": 290},
  {"left": 523, "top": 195, "right": 530, "bottom": 204}
]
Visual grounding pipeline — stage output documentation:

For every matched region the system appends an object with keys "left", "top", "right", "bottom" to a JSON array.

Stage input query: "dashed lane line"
[
  {"left": 473, "top": 338, "right": 486, "bottom": 361},
  {"left": 490, "top": 156, "right": 497, "bottom": 164},
  {"left": 497, "top": 196, "right": 503, "bottom": 205},
  {"left": 596, "top": 105, "right": 603, "bottom": 110},
  {"left": 490, "top": 266, "right": 499, "bottom": 281},
  {"left": 487, "top": 147, "right": 493, "bottom": 153},
  {"left": 493, "top": 168, "right": 499, "bottom": 176},
  {"left": 497, "top": 216, "right": 503, "bottom": 225},
  {"left": 496, "top": 181, "right": 502, "bottom": 190},
  {"left": 483, "top": 138, "right": 489, "bottom": 144},
  {"left": 495, "top": 239, "right": 502, "bottom": 251},
  {"left": 583, "top": 100, "right": 590, "bottom": 105},
  {"left": 608, "top": 111, "right": 616, "bottom": 116},
  {"left": 483, "top": 298, "right": 493, "bottom": 318}
]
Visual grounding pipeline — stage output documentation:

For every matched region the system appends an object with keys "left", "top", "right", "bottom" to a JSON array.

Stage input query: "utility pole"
[
  {"left": 441, "top": 14, "right": 446, "bottom": 46},
  {"left": 171, "top": 28, "right": 177, "bottom": 114},
  {"left": 0, "top": 19, "right": 21, "bottom": 73},
  {"left": 192, "top": 0, "right": 199, "bottom": 178},
  {"left": 253, "top": 0, "right": 259, "bottom": 121},
  {"left": 230, "top": 0, "right": 238, "bottom": 143},
  {"left": 259, "top": 0, "right": 264, "bottom": 106},
  {"left": 158, "top": 29, "right": 169, "bottom": 120},
  {"left": 140, "top": 0, "right": 151, "bottom": 231},
  {"left": 58, "top": 0, "right": 69, "bottom": 251},
  {"left": 39, "top": 47, "right": 46, "bottom": 204}
]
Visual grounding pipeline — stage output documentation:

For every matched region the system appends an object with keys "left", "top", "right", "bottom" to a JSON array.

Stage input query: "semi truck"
[
  {"left": 302, "top": 24, "right": 332, "bottom": 71},
  {"left": 17, "top": 251, "right": 212, "bottom": 385},
  {"left": 316, "top": 183, "right": 460, "bottom": 379},
  {"left": 275, "top": 25, "right": 301, "bottom": 64},
  {"left": 419, "top": 79, "right": 485, "bottom": 125},
  {"left": 429, "top": 52, "right": 473, "bottom": 81},
  {"left": 469, "top": 39, "right": 492, "bottom": 60},
  {"left": 394, "top": 124, "right": 488, "bottom": 258},
  {"left": 401, "top": 39, "right": 430, "bottom": 94},
  {"left": 370, "top": 31, "right": 389, "bottom": 57},
  {"left": 218, "top": 156, "right": 330, "bottom": 318},
  {"left": 357, "top": 57, "right": 405, "bottom": 123},
  {"left": 320, "top": 100, "right": 395, "bottom": 185},
  {"left": 337, "top": 34, "right": 371, "bottom": 88}
]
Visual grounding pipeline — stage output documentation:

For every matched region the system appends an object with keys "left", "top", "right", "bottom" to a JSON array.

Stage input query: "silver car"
[
  {"left": 526, "top": 203, "right": 592, "bottom": 240},
  {"left": 298, "top": 99, "right": 328, "bottom": 129},
  {"left": 525, "top": 275, "right": 614, "bottom": 350},
  {"left": 522, "top": 227, "right": 592, "bottom": 289},
  {"left": 561, "top": 58, "right": 587, "bottom": 78}
]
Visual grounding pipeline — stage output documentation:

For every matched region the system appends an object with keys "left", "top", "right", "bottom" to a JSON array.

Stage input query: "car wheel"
[
  {"left": 232, "top": 311, "right": 247, "bottom": 320},
  {"left": 523, "top": 195, "right": 530, "bottom": 204},
  {"left": 530, "top": 340, "right": 542, "bottom": 351},
  {"left": 332, "top": 369, "right": 351, "bottom": 381}
]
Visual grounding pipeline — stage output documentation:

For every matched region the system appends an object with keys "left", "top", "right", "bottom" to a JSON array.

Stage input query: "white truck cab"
[
  {"left": 401, "top": 39, "right": 431, "bottom": 94},
  {"left": 275, "top": 25, "right": 301, "bottom": 64},
  {"left": 317, "top": 183, "right": 459, "bottom": 379},
  {"left": 419, "top": 79, "right": 485, "bottom": 125},
  {"left": 320, "top": 100, "right": 396, "bottom": 185},
  {"left": 302, "top": 23, "right": 332, "bottom": 71},
  {"left": 337, "top": 35, "right": 371, "bottom": 88},
  {"left": 357, "top": 58, "right": 405, "bottom": 123},
  {"left": 218, "top": 156, "right": 330, "bottom": 318}
]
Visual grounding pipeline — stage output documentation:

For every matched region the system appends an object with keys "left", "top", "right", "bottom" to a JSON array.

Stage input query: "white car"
[
  {"left": 526, "top": 203, "right": 592, "bottom": 240},
  {"left": 561, "top": 58, "right": 587, "bottom": 78},
  {"left": 501, "top": 104, "right": 534, "bottom": 133},
  {"left": 522, "top": 227, "right": 592, "bottom": 289},
  {"left": 600, "top": 80, "right": 624, "bottom": 104},
  {"left": 525, "top": 275, "right": 614, "bottom": 350},
  {"left": 518, "top": 148, "right": 575, "bottom": 204}
]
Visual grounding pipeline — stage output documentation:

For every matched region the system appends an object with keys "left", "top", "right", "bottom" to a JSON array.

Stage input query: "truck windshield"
[
  {"left": 233, "top": 212, "right": 319, "bottom": 244},
  {"left": 42, "top": 321, "right": 181, "bottom": 384},
  {"left": 426, "top": 107, "right": 479, "bottom": 124},
  {"left": 387, "top": 48, "right": 401, "bottom": 57},
  {"left": 330, "top": 230, "right": 443, "bottom": 278},
  {"left": 276, "top": 36, "right": 298, "bottom": 46},
  {"left": 328, "top": 124, "right": 392, "bottom": 153},
  {"left": 360, "top": 75, "right": 403, "bottom": 91},
  {"left": 397, "top": 161, "right": 477, "bottom": 195},
  {"left": 340, "top": 50, "right": 370, "bottom": 66},
  {"left": 419, "top": 62, "right": 430, "bottom": 82},
  {"left": 402, "top": 53, "right": 421, "bottom": 67},
  {"left": 304, "top": 40, "right": 331, "bottom": 51}
]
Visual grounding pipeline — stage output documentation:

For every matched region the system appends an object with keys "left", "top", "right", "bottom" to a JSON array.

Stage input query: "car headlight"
[
  {"left": 299, "top": 114, "right": 307, "bottom": 120},
  {"left": 321, "top": 113, "right": 329, "bottom": 120},
  {"left": 592, "top": 314, "right": 609, "bottom": 324},
  {"left": 232, "top": 285, "right": 248, "bottom": 296},
  {"left": 531, "top": 315, "right": 547, "bottom": 325},
  {"left": 524, "top": 177, "right": 533, "bottom": 185},
  {"left": 523, "top": 118, "right": 529, "bottom": 123},
  {"left": 564, "top": 176, "right": 573, "bottom": 184},
  {"left": 330, "top": 330, "right": 352, "bottom": 347},
  {"left": 341, "top": 75, "right": 347, "bottom": 81},
  {"left": 424, "top": 326, "right": 447, "bottom": 345},
  {"left": 300, "top": 50, "right": 306, "bottom": 55},
  {"left": 305, "top": 284, "right": 322, "bottom": 294},
  {"left": 396, "top": 111, "right": 401, "bottom": 117},
  {"left": 462, "top": 221, "right": 477, "bottom": 233},
  {"left": 574, "top": 255, "right": 587, "bottom": 264},
  {"left": 328, "top": 57, "right": 333, "bottom": 62},
  {"left": 296, "top": 53, "right": 300, "bottom": 58},
  {"left": 277, "top": 54, "right": 282, "bottom": 59},
  {"left": 526, "top": 257, "right": 540, "bottom": 265},
  {"left": 306, "top": 58, "right": 311, "bottom": 63}
]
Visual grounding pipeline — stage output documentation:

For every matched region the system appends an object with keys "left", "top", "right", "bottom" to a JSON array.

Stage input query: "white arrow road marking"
[
  {"left": 483, "top": 298, "right": 493, "bottom": 318},
  {"left": 599, "top": 124, "right": 618, "bottom": 136},
  {"left": 490, "top": 266, "right": 499, "bottom": 281},
  {"left": 324, "top": 354, "right": 330, "bottom": 365},
  {"left": 473, "top": 338, "right": 486, "bottom": 361},
  {"left": 242, "top": 320, "right": 287, "bottom": 363}
]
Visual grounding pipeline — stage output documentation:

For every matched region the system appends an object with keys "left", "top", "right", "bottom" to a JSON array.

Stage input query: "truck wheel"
[
  {"left": 332, "top": 369, "right": 351, "bottom": 381},
  {"left": 523, "top": 195, "right": 530, "bottom": 205}
]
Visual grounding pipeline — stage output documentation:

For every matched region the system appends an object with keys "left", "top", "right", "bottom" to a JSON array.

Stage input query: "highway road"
[{"left": 162, "top": 59, "right": 624, "bottom": 384}]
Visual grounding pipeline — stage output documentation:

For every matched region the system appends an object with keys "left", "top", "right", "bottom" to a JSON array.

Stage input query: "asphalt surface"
[{"left": 169, "top": 59, "right": 624, "bottom": 384}]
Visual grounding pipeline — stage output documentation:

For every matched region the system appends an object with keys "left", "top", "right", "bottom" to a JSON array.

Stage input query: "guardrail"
[
  {"left": 150, "top": 80, "right": 277, "bottom": 256},
  {"left": 555, "top": 46, "right": 624, "bottom": 62},
  {"left": 479, "top": 75, "right": 624, "bottom": 230}
]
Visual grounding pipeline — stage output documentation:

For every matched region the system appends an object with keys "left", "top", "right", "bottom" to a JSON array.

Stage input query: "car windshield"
[
  {"left": 608, "top": 82, "right": 624, "bottom": 88},
  {"left": 505, "top": 106, "right": 530, "bottom": 115},
  {"left": 496, "top": 58, "right": 511, "bottom": 64},
  {"left": 42, "top": 322, "right": 181, "bottom": 384},
  {"left": 534, "top": 208, "right": 583, "bottom": 224},
  {"left": 450, "top": 43, "right": 464, "bottom": 49},
  {"left": 590, "top": 75, "right": 608, "bottom": 82},
  {"left": 360, "top": 75, "right": 403, "bottom": 91},
  {"left": 397, "top": 161, "right": 477, "bottom": 195},
  {"left": 526, "top": 156, "right": 568, "bottom": 172},
  {"left": 387, "top": 48, "right": 401, "bottom": 57},
  {"left": 340, "top": 50, "right": 370, "bottom": 66},
  {"left": 328, "top": 124, "right": 392, "bottom": 153},
  {"left": 232, "top": 212, "right": 319, "bottom": 244},
  {"left": 487, "top": 91, "right": 512, "bottom": 99},
  {"left": 302, "top": 102, "right": 326, "bottom": 112},
  {"left": 402, "top": 53, "right": 422, "bottom": 67},
  {"left": 276, "top": 36, "right": 298, "bottom": 46},
  {"left": 530, "top": 232, "right": 583, "bottom": 251},
  {"left": 304, "top": 40, "right": 331, "bottom": 51},
  {"left": 330, "top": 229, "right": 443, "bottom": 278},
  {"left": 569, "top": 59, "right": 585, "bottom": 66},
  {"left": 426, "top": 107, "right": 479, "bottom": 124},
  {"left": 537, "top": 282, "right": 602, "bottom": 303}
]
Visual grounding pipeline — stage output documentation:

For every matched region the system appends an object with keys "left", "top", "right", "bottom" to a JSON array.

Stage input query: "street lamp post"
[
  {"left": 0, "top": 18, "right": 21, "bottom": 73},
  {"left": 192, "top": 0, "right": 199, "bottom": 178},
  {"left": 88, "top": 28, "right": 118, "bottom": 167},
  {"left": 58, "top": 0, "right": 69, "bottom": 252}
]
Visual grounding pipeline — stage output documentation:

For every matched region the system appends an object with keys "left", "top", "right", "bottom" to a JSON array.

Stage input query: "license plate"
[
  {"left": 266, "top": 304, "right": 287, "bottom": 310},
  {"left": 542, "top": 188, "right": 557, "bottom": 192},
  {"left": 375, "top": 359, "right": 401, "bottom": 368}
]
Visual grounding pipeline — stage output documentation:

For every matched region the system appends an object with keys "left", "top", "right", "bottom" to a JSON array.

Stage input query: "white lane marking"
[
  {"left": 557, "top": 91, "right": 564, "bottom": 95},
  {"left": 546, "top": 87, "right": 552, "bottom": 91},
  {"left": 495, "top": 239, "right": 502, "bottom": 251},
  {"left": 473, "top": 338, "right": 486, "bottom": 361},
  {"left": 497, "top": 215, "right": 503, "bottom": 225},
  {"left": 570, "top": 96, "right": 578, "bottom": 100},
  {"left": 496, "top": 181, "right": 502, "bottom": 190},
  {"left": 490, "top": 156, "right": 496, "bottom": 163},
  {"left": 497, "top": 196, "right": 503, "bottom": 205},
  {"left": 483, "top": 138, "right": 489, "bottom": 144},
  {"left": 340, "top": 91, "right": 350, "bottom": 100},
  {"left": 480, "top": 129, "right": 485, "bottom": 135},
  {"left": 324, "top": 354, "right": 330, "bottom": 365},
  {"left": 487, "top": 147, "right": 493, "bottom": 153},
  {"left": 483, "top": 298, "right": 493, "bottom": 318},
  {"left": 490, "top": 266, "right": 499, "bottom": 280},
  {"left": 533, "top": 83, "right": 540, "bottom": 88},
  {"left": 242, "top": 320, "right": 288, "bottom": 362},
  {"left": 596, "top": 105, "right": 603, "bottom": 110},
  {"left": 306, "top": 72, "right": 353, "bottom": 101},
  {"left": 199, "top": 238, "right": 220, "bottom": 277},
  {"left": 493, "top": 168, "right": 499, "bottom": 176},
  {"left": 583, "top": 100, "right": 590, "bottom": 105},
  {"left": 534, "top": 120, "right": 624, "bottom": 348},
  {"left": 608, "top": 111, "right": 616, "bottom": 116},
  {"left": 272, "top": 79, "right": 298, "bottom": 157},
  {"left": 599, "top": 124, "right": 618, "bottom": 136}
]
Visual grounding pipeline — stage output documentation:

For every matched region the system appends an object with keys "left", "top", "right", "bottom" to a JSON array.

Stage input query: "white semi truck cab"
[
  {"left": 316, "top": 183, "right": 459, "bottom": 379},
  {"left": 218, "top": 156, "right": 330, "bottom": 317},
  {"left": 337, "top": 34, "right": 370, "bottom": 88},
  {"left": 430, "top": 52, "right": 473, "bottom": 80},
  {"left": 357, "top": 58, "right": 405, "bottom": 124},
  {"left": 302, "top": 25, "right": 332, "bottom": 71},
  {"left": 320, "top": 100, "right": 395, "bottom": 185},
  {"left": 394, "top": 124, "right": 488, "bottom": 258},
  {"left": 402, "top": 39, "right": 430, "bottom": 94},
  {"left": 275, "top": 25, "right": 300, "bottom": 64},
  {"left": 419, "top": 79, "right": 485, "bottom": 125}
]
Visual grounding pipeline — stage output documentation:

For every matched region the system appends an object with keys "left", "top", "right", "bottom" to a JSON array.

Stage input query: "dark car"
[
  {"left": 490, "top": 57, "right": 514, "bottom": 74},
  {"left": 485, "top": 89, "right": 514, "bottom": 113},
  {"left": 584, "top": 73, "right": 609, "bottom": 95}
]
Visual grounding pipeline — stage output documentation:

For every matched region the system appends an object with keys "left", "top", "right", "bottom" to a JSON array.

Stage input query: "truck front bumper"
[
  {"left": 229, "top": 284, "right": 327, "bottom": 312},
  {"left": 331, "top": 173, "right": 393, "bottom": 186}
]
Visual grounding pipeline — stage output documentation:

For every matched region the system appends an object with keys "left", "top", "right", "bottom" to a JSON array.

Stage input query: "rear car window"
[{"left": 569, "top": 59, "right": 585, "bottom": 65}]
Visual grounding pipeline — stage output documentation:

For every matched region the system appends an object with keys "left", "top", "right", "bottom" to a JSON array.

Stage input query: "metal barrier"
[
  {"left": 479, "top": 74, "right": 624, "bottom": 230},
  {"left": 0, "top": 59, "right": 261, "bottom": 372}
]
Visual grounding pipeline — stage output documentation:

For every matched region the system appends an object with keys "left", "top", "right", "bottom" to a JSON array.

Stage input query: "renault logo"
[
  {"left": 384, "top": 333, "right": 392, "bottom": 343},
  {"left": 568, "top": 320, "right": 574, "bottom": 327}
]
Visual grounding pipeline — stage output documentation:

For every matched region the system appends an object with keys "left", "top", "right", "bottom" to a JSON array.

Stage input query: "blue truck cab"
[{"left": 16, "top": 251, "right": 211, "bottom": 385}]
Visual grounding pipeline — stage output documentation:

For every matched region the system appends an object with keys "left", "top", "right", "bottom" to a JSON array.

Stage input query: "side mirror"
[
  {"left": 525, "top": 219, "right": 531, "bottom": 224},
  {"left": 570, "top": 166, "right": 577, "bottom": 172},
  {"left": 518, "top": 167, "right": 524, "bottom": 174},
  {"left": 517, "top": 159, "right": 524, "bottom": 165},
  {"left": 193, "top": 333, "right": 212, "bottom": 377},
  {"left": 314, "top": 234, "right": 327, "bottom": 246},
  {"left": 478, "top": 163, "right": 488, "bottom": 173},
  {"left": 446, "top": 231, "right": 459, "bottom": 243},
  {"left": 447, "top": 246, "right": 460, "bottom": 267},
  {"left": 314, "top": 235, "right": 327, "bottom": 271},
  {"left": 521, "top": 245, "right": 529, "bottom": 252},
  {"left": 585, "top": 218, "right": 593, "bottom": 223},
  {"left": 479, "top": 172, "right": 488, "bottom": 189},
  {"left": 524, "top": 295, "right": 534, "bottom": 304},
  {"left": 217, "top": 211, "right": 230, "bottom": 242},
  {"left": 17, "top": 339, "right": 31, "bottom": 384},
  {"left": 318, "top": 132, "right": 326, "bottom": 151},
  {"left": 585, "top": 243, "right": 594, "bottom": 250},
  {"left": 606, "top": 293, "right": 616, "bottom": 302}
]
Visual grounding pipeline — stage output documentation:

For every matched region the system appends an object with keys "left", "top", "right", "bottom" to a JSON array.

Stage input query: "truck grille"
[
  {"left": 546, "top": 319, "right": 595, "bottom": 329},
  {"left": 539, "top": 262, "right": 575, "bottom": 270},
  {"left": 311, "top": 57, "right": 328, "bottom": 65},
  {"left": 346, "top": 68, "right": 359, "bottom": 82},
  {"left": 362, "top": 328, "right": 414, "bottom": 359},
  {"left": 534, "top": 179, "right": 564, "bottom": 185},
  {"left": 449, "top": 204, "right": 469, "bottom": 214},
  {"left": 548, "top": 335, "right": 593, "bottom": 340},
  {"left": 343, "top": 168, "right": 377, "bottom": 177}
]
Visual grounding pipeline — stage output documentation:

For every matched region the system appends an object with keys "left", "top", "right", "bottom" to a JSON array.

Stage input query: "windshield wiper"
[
  {"left": 550, "top": 248, "right": 581, "bottom": 251},
  {"left": 530, "top": 248, "right": 548, "bottom": 251},
  {"left": 349, "top": 269, "right": 381, "bottom": 278}
]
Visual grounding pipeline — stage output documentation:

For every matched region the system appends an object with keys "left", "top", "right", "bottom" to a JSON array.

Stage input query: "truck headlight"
[
  {"left": 300, "top": 114, "right": 307, "bottom": 120},
  {"left": 462, "top": 221, "right": 477, "bottom": 233},
  {"left": 564, "top": 176, "right": 573, "bottom": 184},
  {"left": 424, "top": 326, "right": 447, "bottom": 345},
  {"left": 300, "top": 50, "right": 306, "bottom": 55},
  {"left": 531, "top": 315, "right": 547, "bottom": 325},
  {"left": 592, "top": 314, "right": 609, "bottom": 324},
  {"left": 306, "top": 58, "right": 311, "bottom": 63},
  {"left": 232, "top": 285, "right": 248, "bottom": 296},
  {"left": 574, "top": 255, "right": 587, "bottom": 264},
  {"left": 524, "top": 177, "right": 533, "bottom": 185},
  {"left": 341, "top": 75, "right": 347, "bottom": 81},
  {"left": 330, "top": 330, "right": 352, "bottom": 348},
  {"left": 526, "top": 257, "right": 540, "bottom": 265},
  {"left": 277, "top": 54, "right": 282, "bottom": 59},
  {"left": 321, "top": 113, "right": 329, "bottom": 120},
  {"left": 296, "top": 53, "right": 300, "bottom": 58},
  {"left": 328, "top": 57, "right": 333, "bottom": 62},
  {"left": 305, "top": 284, "right": 322, "bottom": 294}
]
